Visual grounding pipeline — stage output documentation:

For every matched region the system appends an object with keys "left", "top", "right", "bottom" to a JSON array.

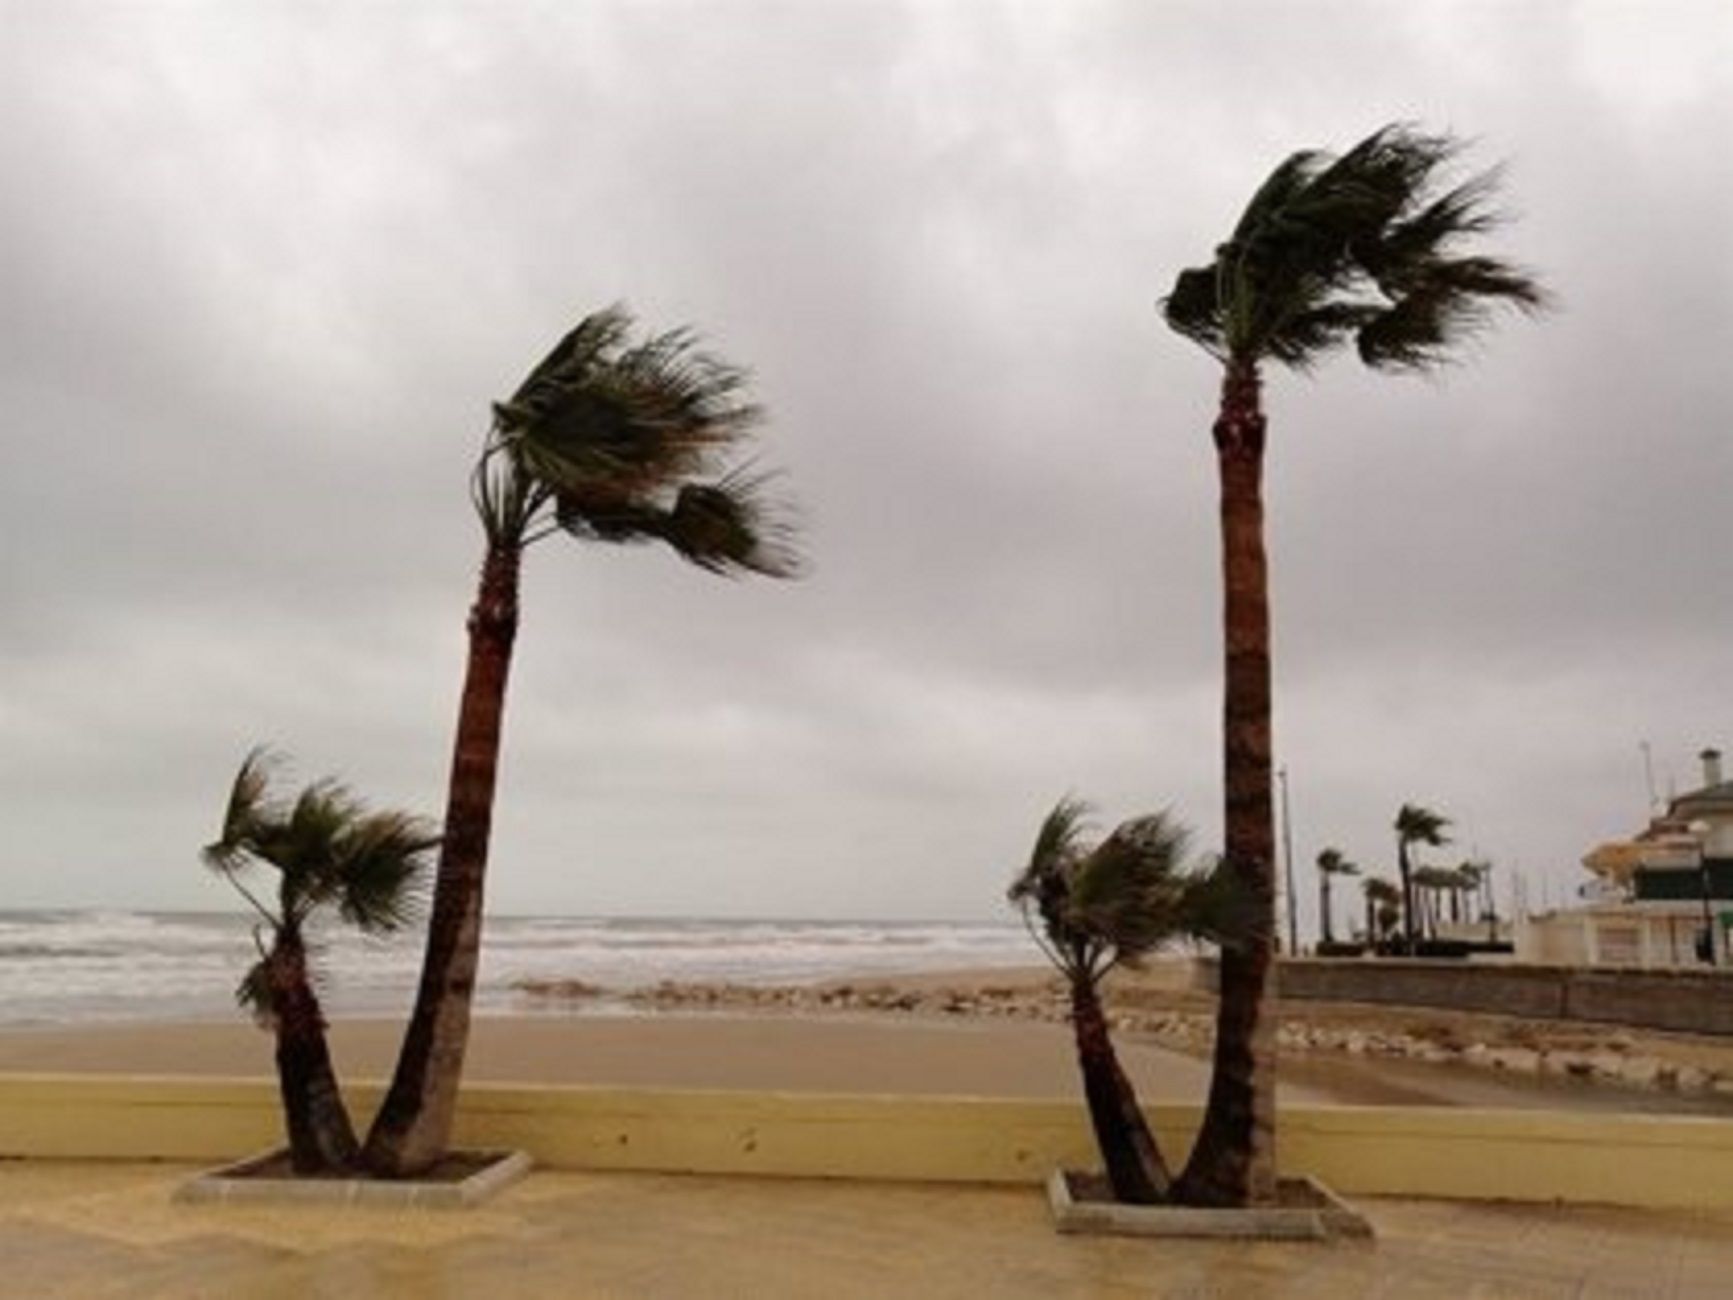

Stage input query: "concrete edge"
[
  {"left": 173, "top": 1148, "right": 533, "bottom": 1209},
  {"left": 1046, "top": 1169, "right": 1364, "bottom": 1241}
]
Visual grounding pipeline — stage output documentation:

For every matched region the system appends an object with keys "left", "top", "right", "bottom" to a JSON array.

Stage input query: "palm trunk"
[
  {"left": 1398, "top": 842, "right": 1415, "bottom": 953},
  {"left": 1320, "top": 873, "right": 1333, "bottom": 945},
  {"left": 271, "top": 929, "right": 360, "bottom": 1174},
  {"left": 364, "top": 544, "right": 520, "bottom": 1176},
  {"left": 1175, "top": 358, "right": 1278, "bottom": 1207},
  {"left": 1070, "top": 978, "right": 1171, "bottom": 1203},
  {"left": 1364, "top": 893, "right": 1375, "bottom": 945}
]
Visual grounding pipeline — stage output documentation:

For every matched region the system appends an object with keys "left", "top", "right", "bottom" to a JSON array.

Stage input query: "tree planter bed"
[
  {"left": 174, "top": 1148, "right": 532, "bottom": 1208},
  {"left": 1046, "top": 1169, "right": 1373, "bottom": 1241}
]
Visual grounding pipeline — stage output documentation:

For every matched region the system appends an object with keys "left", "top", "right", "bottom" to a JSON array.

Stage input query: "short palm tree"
[
  {"left": 204, "top": 749, "right": 437, "bottom": 1174},
  {"left": 1458, "top": 859, "right": 1497, "bottom": 939},
  {"left": 1395, "top": 804, "right": 1452, "bottom": 949},
  {"left": 364, "top": 307, "right": 799, "bottom": 1176},
  {"left": 1162, "top": 123, "right": 1543, "bottom": 1205},
  {"left": 1009, "top": 798, "right": 1238, "bottom": 1205},
  {"left": 1315, "top": 848, "right": 1358, "bottom": 946},
  {"left": 1362, "top": 877, "right": 1402, "bottom": 945}
]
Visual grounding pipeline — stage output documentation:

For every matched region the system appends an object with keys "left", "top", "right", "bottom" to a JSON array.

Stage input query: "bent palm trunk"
[
  {"left": 1070, "top": 979, "right": 1170, "bottom": 1203},
  {"left": 270, "top": 932, "right": 360, "bottom": 1174},
  {"left": 365, "top": 545, "right": 520, "bottom": 1175},
  {"left": 1176, "top": 359, "right": 1278, "bottom": 1207}
]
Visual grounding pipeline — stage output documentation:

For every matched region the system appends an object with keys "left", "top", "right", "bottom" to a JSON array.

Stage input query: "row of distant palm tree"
[{"left": 1312, "top": 804, "right": 1500, "bottom": 950}]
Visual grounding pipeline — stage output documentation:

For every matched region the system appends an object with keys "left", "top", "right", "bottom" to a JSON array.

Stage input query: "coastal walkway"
[{"left": 4, "top": 1161, "right": 1731, "bottom": 1298}]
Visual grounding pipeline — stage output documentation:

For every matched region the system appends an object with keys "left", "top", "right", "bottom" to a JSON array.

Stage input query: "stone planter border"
[
  {"left": 1045, "top": 1169, "right": 1374, "bottom": 1241},
  {"left": 174, "top": 1147, "right": 532, "bottom": 1208}
]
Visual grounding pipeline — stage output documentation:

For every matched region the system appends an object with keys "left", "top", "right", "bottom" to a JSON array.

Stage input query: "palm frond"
[
  {"left": 1316, "top": 847, "right": 1359, "bottom": 877},
  {"left": 1363, "top": 877, "right": 1402, "bottom": 903},
  {"left": 1395, "top": 802, "right": 1452, "bottom": 848},
  {"left": 202, "top": 746, "right": 281, "bottom": 871},
  {"left": 1069, "top": 812, "right": 1195, "bottom": 962},
  {"left": 1161, "top": 264, "right": 1228, "bottom": 355},
  {"left": 1163, "top": 122, "right": 1545, "bottom": 372},
  {"left": 1008, "top": 797, "right": 1093, "bottom": 972},
  {"left": 332, "top": 810, "right": 439, "bottom": 935},
  {"left": 663, "top": 468, "right": 802, "bottom": 578},
  {"left": 235, "top": 956, "right": 277, "bottom": 1029}
]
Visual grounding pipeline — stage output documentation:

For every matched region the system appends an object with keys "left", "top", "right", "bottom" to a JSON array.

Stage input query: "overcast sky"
[{"left": 2, "top": 1, "right": 1729, "bottom": 931}]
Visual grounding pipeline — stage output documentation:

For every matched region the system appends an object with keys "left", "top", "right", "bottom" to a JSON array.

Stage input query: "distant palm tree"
[
  {"left": 1009, "top": 799, "right": 1238, "bottom": 1205},
  {"left": 1412, "top": 865, "right": 1464, "bottom": 939},
  {"left": 365, "top": 307, "right": 799, "bottom": 1176},
  {"left": 204, "top": 749, "right": 437, "bottom": 1174},
  {"left": 1362, "top": 877, "right": 1402, "bottom": 945},
  {"left": 1315, "top": 848, "right": 1359, "bottom": 946},
  {"left": 1458, "top": 859, "right": 1497, "bottom": 939},
  {"left": 1162, "top": 123, "right": 1544, "bottom": 1205},
  {"left": 1395, "top": 804, "right": 1452, "bottom": 949}
]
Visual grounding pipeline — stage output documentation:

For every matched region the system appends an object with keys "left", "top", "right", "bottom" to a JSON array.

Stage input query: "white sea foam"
[{"left": 0, "top": 910, "right": 1036, "bottom": 1027}]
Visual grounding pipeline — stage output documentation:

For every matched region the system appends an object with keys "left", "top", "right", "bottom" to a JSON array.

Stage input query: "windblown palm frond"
[
  {"left": 1010, "top": 800, "right": 1238, "bottom": 980},
  {"left": 1069, "top": 813, "right": 1194, "bottom": 964},
  {"left": 1162, "top": 123, "right": 1546, "bottom": 372},
  {"left": 1395, "top": 803, "right": 1452, "bottom": 849},
  {"left": 1316, "top": 848, "right": 1358, "bottom": 877},
  {"left": 203, "top": 746, "right": 281, "bottom": 873},
  {"left": 1363, "top": 877, "right": 1402, "bottom": 904},
  {"left": 472, "top": 305, "right": 800, "bottom": 575},
  {"left": 204, "top": 750, "right": 438, "bottom": 940},
  {"left": 331, "top": 811, "right": 439, "bottom": 934}
]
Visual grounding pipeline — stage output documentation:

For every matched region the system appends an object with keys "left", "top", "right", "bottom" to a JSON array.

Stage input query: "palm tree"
[
  {"left": 1315, "top": 848, "right": 1358, "bottom": 947},
  {"left": 1412, "top": 865, "right": 1463, "bottom": 939},
  {"left": 1395, "top": 804, "right": 1452, "bottom": 950},
  {"left": 1362, "top": 877, "right": 1401, "bottom": 945},
  {"left": 363, "top": 307, "right": 799, "bottom": 1176},
  {"left": 1008, "top": 798, "right": 1238, "bottom": 1204},
  {"left": 1162, "top": 123, "right": 1543, "bottom": 1205},
  {"left": 1459, "top": 858, "right": 1497, "bottom": 939},
  {"left": 203, "top": 749, "right": 437, "bottom": 1174}
]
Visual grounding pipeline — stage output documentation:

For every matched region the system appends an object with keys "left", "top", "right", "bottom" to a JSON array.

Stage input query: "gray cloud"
[{"left": 2, "top": 1, "right": 1729, "bottom": 930}]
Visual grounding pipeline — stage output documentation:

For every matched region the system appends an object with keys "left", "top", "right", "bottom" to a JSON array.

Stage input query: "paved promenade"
[{"left": 4, "top": 1161, "right": 1732, "bottom": 1298}]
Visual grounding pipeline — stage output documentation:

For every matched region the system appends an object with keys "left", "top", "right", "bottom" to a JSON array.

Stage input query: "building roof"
[{"left": 1670, "top": 781, "right": 1733, "bottom": 815}]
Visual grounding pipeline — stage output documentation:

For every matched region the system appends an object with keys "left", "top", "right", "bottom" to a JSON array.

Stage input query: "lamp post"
[
  {"left": 1690, "top": 820, "right": 1716, "bottom": 967},
  {"left": 1278, "top": 766, "right": 1298, "bottom": 956}
]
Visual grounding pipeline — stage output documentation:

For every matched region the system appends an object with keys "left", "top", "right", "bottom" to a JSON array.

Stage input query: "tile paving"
[{"left": 3, "top": 1161, "right": 1732, "bottom": 1298}]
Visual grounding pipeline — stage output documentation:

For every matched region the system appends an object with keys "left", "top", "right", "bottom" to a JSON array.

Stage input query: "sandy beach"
[{"left": 6, "top": 959, "right": 1733, "bottom": 1115}]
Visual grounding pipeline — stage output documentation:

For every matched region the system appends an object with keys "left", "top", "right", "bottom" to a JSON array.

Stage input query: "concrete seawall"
[
  {"left": 5, "top": 1074, "right": 1733, "bottom": 1210},
  {"left": 1196, "top": 958, "right": 1733, "bottom": 1036}
]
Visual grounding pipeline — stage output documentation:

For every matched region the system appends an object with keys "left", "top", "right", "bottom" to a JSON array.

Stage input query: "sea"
[{"left": 0, "top": 909, "right": 1037, "bottom": 1029}]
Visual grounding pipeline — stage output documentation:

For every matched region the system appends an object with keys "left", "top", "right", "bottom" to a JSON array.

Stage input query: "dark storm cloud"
[{"left": 1, "top": 1, "right": 1728, "bottom": 928}]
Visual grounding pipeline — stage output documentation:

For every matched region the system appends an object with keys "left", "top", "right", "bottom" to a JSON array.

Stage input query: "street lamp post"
[
  {"left": 1690, "top": 821, "right": 1716, "bottom": 967},
  {"left": 1278, "top": 766, "right": 1298, "bottom": 956}
]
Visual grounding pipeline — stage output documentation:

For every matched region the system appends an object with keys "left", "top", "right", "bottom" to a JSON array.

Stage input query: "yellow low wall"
[{"left": 3, "top": 1074, "right": 1730, "bottom": 1211}]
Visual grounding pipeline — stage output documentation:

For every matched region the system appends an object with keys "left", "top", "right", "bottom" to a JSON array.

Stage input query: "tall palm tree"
[
  {"left": 1009, "top": 798, "right": 1239, "bottom": 1204},
  {"left": 363, "top": 307, "right": 798, "bottom": 1176},
  {"left": 1162, "top": 124, "right": 1543, "bottom": 1205},
  {"left": 1315, "top": 847, "right": 1358, "bottom": 947},
  {"left": 1395, "top": 804, "right": 1453, "bottom": 950},
  {"left": 204, "top": 749, "right": 437, "bottom": 1174}
]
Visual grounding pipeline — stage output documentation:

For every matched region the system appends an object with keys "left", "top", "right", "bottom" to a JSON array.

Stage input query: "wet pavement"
[{"left": 4, "top": 1161, "right": 1733, "bottom": 1298}]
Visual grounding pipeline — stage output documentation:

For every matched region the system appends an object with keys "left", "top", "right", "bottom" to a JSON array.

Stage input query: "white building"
[{"left": 1518, "top": 748, "right": 1733, "bottom": 968}]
